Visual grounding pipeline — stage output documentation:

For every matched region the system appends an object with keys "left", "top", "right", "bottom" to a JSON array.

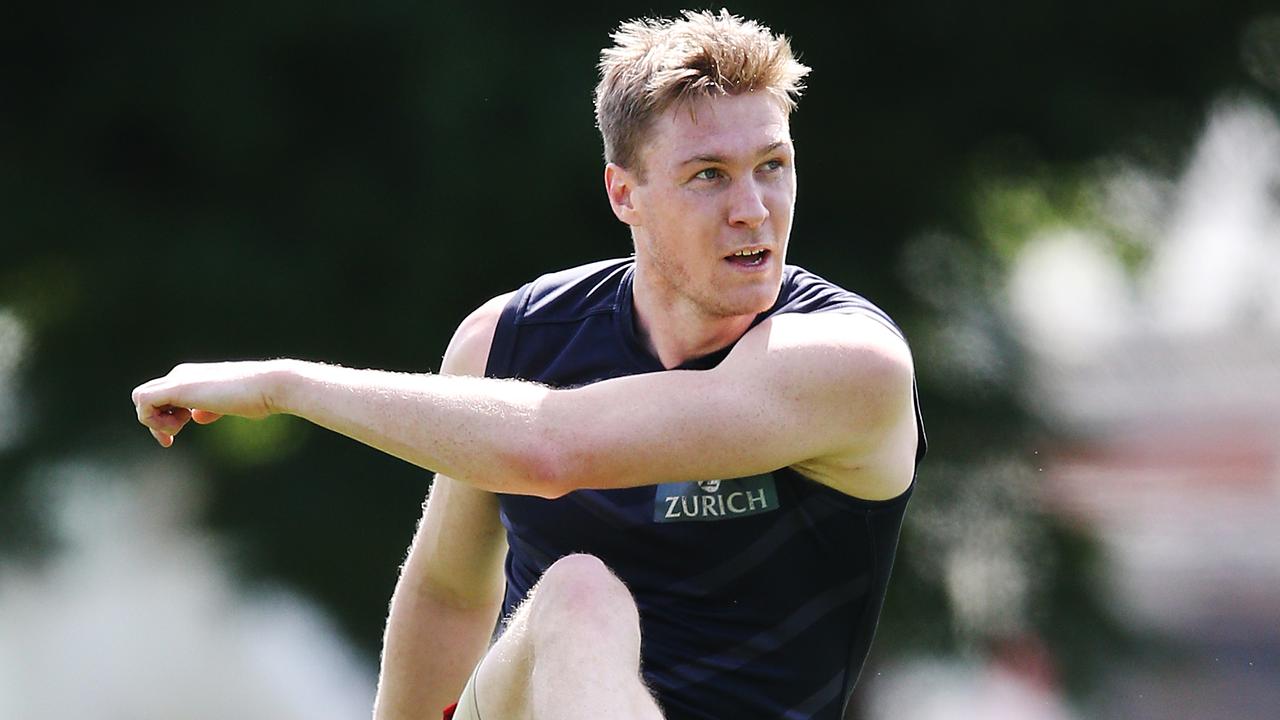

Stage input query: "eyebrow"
[{"left": 677, "top": 141, "right": 790, "bottom": 167}]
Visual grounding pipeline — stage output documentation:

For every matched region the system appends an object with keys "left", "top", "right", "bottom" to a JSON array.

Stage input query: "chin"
[{"left": 712, "top": 283, "right": 782, "bottom": 318}]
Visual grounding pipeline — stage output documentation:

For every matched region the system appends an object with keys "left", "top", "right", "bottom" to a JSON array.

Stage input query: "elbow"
[
  {"left": 517, "top": 423, "right": 598, "bottom": 500},
  {"left": 518, "top": 444, "right": 571, "bottom": 499},
  {"left": 519, "top": 440, "right": 586, "bottom": 497},
  {"left": 508, "top": 387, "right": 615, "bottom": 499},
  {"left": 501, "top": 418, "right": 567, "bottom": 499}
]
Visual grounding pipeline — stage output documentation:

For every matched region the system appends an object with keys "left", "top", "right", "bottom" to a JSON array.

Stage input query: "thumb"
[{"left": 192, "top": 409, "right": 223, "bottom": 424}]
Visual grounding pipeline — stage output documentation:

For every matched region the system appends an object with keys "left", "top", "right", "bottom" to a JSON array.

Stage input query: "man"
[{"left": 132, "top": 10, "right": 925, "bottom": 720}]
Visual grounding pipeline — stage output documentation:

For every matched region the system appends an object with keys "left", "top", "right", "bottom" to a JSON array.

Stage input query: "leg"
[{"left": 466, "top": 554, "right": 664, "bottom": 720}]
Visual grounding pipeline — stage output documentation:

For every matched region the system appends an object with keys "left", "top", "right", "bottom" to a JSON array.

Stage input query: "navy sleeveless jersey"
[{"left": 484, "top": 258, "right": 926, "bottom": 720}]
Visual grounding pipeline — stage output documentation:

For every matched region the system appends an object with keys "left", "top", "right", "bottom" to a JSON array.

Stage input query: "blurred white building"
[{"left": 1014, "top": 98, "right": 1280, "bottom": 719}]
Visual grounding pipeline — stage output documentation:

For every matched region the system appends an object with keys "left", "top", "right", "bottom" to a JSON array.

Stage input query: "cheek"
[
  {"left": 655, "top": 196, "right": 716, "bottom": 238},
  {"left": 766, "top": 190, "right": 794, "bottom": 223}
]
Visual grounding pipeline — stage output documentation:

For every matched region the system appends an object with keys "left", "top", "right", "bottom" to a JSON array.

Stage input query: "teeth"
[{"left": 732, "top": 248, "right": 765, "bottom": 257}]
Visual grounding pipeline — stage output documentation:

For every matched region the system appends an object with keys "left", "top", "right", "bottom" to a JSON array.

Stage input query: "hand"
[{"left": 131, "top": 360, "right": 288, "bottom": 447}]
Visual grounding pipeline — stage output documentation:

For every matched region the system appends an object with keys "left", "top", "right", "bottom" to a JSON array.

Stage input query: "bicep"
[{"left": 403, "top": 293, "right": 515, "bottom": 605}]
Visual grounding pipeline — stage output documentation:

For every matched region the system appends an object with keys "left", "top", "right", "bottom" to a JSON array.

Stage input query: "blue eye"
[
  {"left": 694, "top": 168, "right": 723, "bottom": 181},
  {"left": 760, "top": 159, "right": 785, "bottom": 172}
]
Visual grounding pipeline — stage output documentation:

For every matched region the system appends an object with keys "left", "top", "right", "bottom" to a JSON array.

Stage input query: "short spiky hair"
[{"left": 594, "top": 9, "right": 810, "bottom": 178}]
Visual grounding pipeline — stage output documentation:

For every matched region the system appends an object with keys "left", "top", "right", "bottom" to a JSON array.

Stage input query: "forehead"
[{"left": 645, "top": 92, "right": 792, "bottom": 170}]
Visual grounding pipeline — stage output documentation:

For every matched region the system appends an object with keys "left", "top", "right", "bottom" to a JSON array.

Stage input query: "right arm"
[{"left": 373, "top": 294, "right": 512, "bottom": 719}]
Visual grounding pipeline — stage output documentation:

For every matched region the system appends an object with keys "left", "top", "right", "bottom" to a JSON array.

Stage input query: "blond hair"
[{"left": 594, "top": 9, "right": 810, "bottom": 178}]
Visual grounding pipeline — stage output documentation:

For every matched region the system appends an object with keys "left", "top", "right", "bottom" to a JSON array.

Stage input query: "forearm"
[
  {"left": 375, "top": 586, "right": 501, "bottom": 720},
  {"left": 274, "top": 361, "right": 556, "bottom": 496}
]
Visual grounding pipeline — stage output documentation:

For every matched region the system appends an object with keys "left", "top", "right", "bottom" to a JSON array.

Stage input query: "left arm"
[{"left": 132, "top": 312, "right": 917, "bottom": 499}]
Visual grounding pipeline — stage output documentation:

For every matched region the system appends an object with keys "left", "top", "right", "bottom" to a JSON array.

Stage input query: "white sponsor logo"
[
  {"left": 653, "top": 474, "right": 779, "bottom": 523},
  {"left": 662, "top": 488, "right": 770, "bottom": 520}
]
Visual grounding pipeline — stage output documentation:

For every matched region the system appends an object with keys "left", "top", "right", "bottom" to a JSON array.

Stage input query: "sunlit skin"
[{"left": 605, "top": 91, "right": 796, "bottom": 368}]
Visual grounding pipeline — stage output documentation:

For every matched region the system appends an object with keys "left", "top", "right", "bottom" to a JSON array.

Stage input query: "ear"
[{"left": 604, "top": 163, "right": 641, "bottom": 226}]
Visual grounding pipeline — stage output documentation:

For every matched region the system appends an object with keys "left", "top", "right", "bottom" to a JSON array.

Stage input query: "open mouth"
[{"left": 725, "top": 248, "right": 770, "bottom": 267}]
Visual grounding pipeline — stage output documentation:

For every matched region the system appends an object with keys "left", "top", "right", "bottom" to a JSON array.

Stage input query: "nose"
[{"left": 727, "top": 177, "right": 769, "bottom": 229}]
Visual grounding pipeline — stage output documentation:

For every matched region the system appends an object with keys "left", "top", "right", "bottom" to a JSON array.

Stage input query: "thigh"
[
  {"left": 467, "top": 555, "right": 665, "bottom": 720},
  {"left": 445, "top": 665, "right": 485, "bottom": 720},
  {"left": 469, "top": 596, "right": 536, "bottom": 720}
]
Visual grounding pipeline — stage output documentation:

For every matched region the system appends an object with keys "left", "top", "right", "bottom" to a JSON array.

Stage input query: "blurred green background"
[{"left": 3, "top": 2, "right": 1278, "bottom": 718}]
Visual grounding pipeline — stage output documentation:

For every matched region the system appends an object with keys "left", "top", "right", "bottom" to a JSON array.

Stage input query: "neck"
[{"left": 631, "top": 263, "right": 757, "bottom": 369}]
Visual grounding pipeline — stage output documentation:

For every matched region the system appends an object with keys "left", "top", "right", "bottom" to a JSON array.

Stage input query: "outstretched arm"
[{"left": 132, "top": 309, "right": 916, "bottom": 499}]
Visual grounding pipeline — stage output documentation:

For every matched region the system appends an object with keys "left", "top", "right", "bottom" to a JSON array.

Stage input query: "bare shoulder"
[
  {"left": 729, "top": 311, "right": 918, "bottom": 501},
  {"left": 440, "top": 292, "right": 517, "bottom": 376},
  {"left": 731, "top": 311, "right": 914, "bottom": 390},
  {"left": 766, "top": 310, "right": 909, "bottom": 359}
]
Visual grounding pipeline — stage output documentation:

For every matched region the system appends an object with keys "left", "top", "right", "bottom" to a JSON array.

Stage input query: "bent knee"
[
  {"left": 532, "top": 554, "right": 639, "bottom": 629},
  {"left": 540, "top": 554, "right": 628, "bottom": 603},
  {"left": 542, "top": 553, "right": 614, "bottom": 586}
]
